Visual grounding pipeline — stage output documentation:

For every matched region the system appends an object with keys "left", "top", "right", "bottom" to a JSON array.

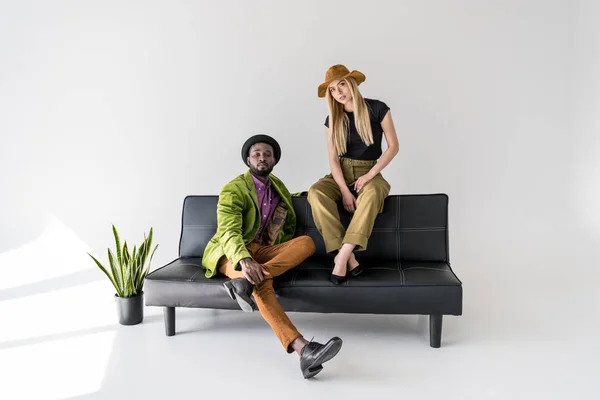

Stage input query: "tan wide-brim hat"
[{"left": 318, "top": 64, "right": 366, "bottom": 98}]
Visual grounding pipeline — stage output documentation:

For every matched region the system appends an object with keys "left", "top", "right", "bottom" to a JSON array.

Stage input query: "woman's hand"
[
  {"left": 341, "top": 189, "right": 357, "bottom": 213},
  {"left": 354, "top": 171, "right": 375, "bottom": 193}
]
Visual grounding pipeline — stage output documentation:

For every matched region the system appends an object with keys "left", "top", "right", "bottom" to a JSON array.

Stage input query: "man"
[{"left": 202, "top": 134, "right": 343, "bottom": 379}]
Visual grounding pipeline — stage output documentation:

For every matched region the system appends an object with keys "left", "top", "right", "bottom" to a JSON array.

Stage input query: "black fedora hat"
[{"left": 241, "top": 134, "right": 281, "bottom": 165}]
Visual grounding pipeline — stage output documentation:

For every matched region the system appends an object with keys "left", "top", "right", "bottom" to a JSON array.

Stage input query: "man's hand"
[{"left": 239, "top": 258, "right": 270, "bottom": 285}]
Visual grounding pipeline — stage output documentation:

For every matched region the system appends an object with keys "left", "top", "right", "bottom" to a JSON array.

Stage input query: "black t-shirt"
[{"left": 324, "top": 98, "right": 390, "bottom": 160}]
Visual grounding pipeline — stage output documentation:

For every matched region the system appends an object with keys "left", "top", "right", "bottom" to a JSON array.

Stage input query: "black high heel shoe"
[
  {"left": 349, "top": 263, "right": 364, "bottom": 277},
  {"left": 330, "top": 262, "right": 347, "bottom": 285}
]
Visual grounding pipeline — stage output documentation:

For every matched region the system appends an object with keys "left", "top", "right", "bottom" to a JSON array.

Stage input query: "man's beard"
[{"left": 249, "top": 164, "right": 273, "bottom": 177}]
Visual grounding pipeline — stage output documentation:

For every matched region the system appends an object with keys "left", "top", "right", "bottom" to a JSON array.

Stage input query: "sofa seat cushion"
[
  {"left": 145, "top": 257, "right": 462, "bottom": 315},
  {"left": 145, "top": 258, "right": 240, "bottom": 310},
  {"left": 276, "top": 258, "right": 461, "bottom": 287},
  {"left": 273, "top": 258, "right": 462, "bottom": 314}
]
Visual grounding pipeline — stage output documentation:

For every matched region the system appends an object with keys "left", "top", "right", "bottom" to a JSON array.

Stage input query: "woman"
[{"left": 308, "top": 64, "right": 399, "bottom": 284}]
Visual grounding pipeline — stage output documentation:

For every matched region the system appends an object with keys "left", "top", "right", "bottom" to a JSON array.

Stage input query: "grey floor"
[
  {"left": 0, "top": 220, "right": 598, "bottom": 399},
  {"left": 1, "top": 275, "right": 598, "bottom": 400}
]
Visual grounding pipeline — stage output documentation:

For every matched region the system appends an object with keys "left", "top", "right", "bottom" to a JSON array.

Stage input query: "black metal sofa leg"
[
  {"left": 429, "top": 314, "right": 442, "bottom": 348},
  {"left": 164, "top": 307, "right": 175, "bottom": 336}
]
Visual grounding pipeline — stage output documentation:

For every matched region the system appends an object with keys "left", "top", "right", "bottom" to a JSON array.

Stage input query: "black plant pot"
[{"left": 115, "top": 291, "right": 144, "bottom": 325}]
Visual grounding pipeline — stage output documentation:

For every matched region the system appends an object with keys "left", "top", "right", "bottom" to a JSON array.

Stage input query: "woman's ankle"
[{"left": 348, "top": 252, "right": 360, "bottom": 270}]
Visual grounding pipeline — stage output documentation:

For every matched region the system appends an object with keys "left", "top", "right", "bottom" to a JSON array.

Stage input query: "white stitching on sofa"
[
  {"left": 403, "top": 267, "right": 450, "bottom": 272},
  {"left": 402, "top": 227, "right": 446, "bottom": 231},
  {"left": 400, "top": 263, "right": 405, "bottom": 284},
  {"left": 396, "top": 198, "right": 400, "bottom": 267},
  {"left": 188, "top": 270, "right": 203, "bottom": 281}
]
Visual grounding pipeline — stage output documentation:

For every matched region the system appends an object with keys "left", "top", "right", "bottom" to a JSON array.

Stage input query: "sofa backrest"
[{"left": 179, "top": 194, "right": 449, "bottom": 262}]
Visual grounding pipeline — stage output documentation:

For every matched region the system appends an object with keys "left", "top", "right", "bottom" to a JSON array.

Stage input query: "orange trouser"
[{"left": 218, "top": 235, "right": 316, "bottom": 352}]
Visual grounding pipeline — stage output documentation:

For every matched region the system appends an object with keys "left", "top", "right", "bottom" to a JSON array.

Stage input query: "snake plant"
[{"left": 88, "top": 225, "right": 158, "bottom": 298}]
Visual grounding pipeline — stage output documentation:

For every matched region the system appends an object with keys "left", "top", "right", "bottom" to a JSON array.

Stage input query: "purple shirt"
[{"left": 251, "top": 174, "right": 280, "bottom": 243}]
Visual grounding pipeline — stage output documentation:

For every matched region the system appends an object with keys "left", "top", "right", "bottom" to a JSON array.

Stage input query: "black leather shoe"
[
  {"left": 300, "top": 337, "right": 343, "bottom": 379},
  {"left": 330, "top": 262, "right": 347, "bottom": 285},
  {"left": 223, "top": 278, "right": 255, "bottom": 312},
  {"left": 330, "top": 273, "right": 347, "bottom": 285},
  {"left": 349, "top": 263, "right": 364, "bottom": 277}
]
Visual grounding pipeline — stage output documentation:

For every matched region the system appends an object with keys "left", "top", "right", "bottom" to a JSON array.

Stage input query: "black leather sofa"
[{"left": 145, "top": 194, "right": 462, "bottom": 347}]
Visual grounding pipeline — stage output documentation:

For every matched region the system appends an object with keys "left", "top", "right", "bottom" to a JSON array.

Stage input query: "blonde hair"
[{"left": 326, "top": 77, "right": 373, "bottom": 156}]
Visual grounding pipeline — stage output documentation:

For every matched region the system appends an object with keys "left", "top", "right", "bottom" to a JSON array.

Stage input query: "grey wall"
[{"left": 1, "top": 1, "right": 597, "bottom": 299}]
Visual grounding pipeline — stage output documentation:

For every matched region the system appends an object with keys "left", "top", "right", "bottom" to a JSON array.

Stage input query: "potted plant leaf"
[{"left": 88, "top": 225, "right": 158, "bottom": 325}]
